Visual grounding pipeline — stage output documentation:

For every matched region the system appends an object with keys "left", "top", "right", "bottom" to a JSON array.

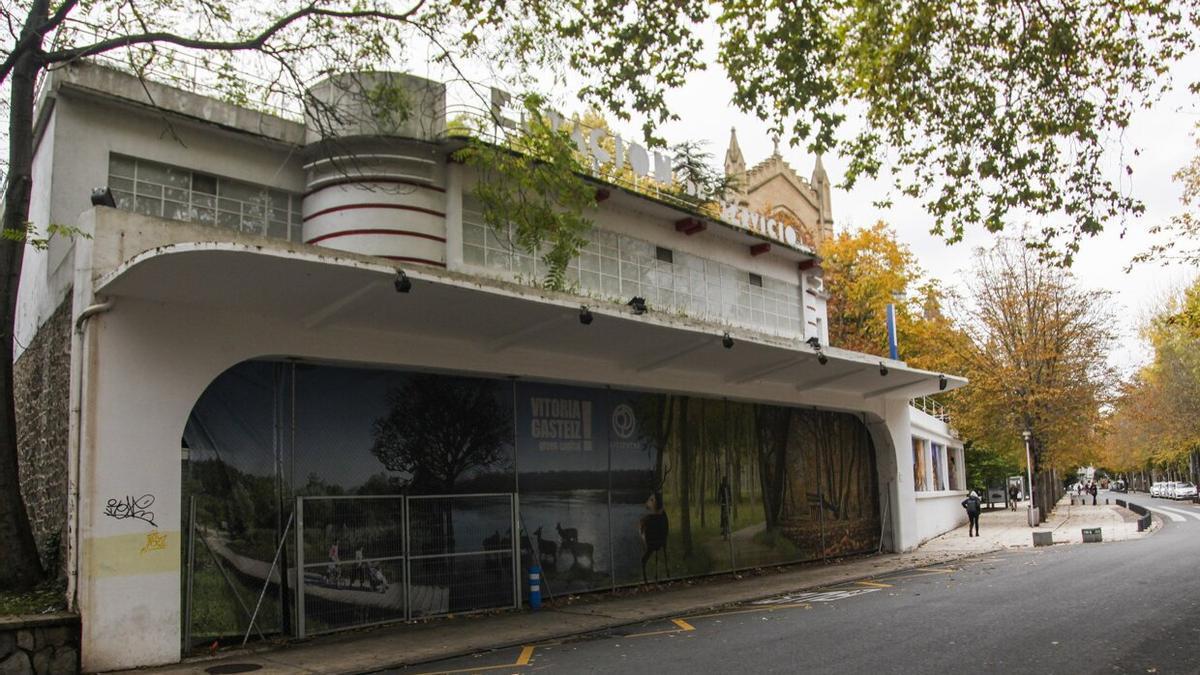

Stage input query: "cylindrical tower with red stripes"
[{"left": 302, "top": 72, "right": 449, "bottom": 267}]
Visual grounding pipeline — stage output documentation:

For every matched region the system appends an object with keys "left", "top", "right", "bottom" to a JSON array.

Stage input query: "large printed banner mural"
[{"left": 181, "top": 361, "right": 880, "bottom": 645}]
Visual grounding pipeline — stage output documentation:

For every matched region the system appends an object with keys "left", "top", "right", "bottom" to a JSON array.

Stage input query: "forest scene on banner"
[
  {"left": 180, "top": 360, "right": 881, "bottom": 644},
  {"left": 613, "top": 395, "right": 881, "bottom": 586}
]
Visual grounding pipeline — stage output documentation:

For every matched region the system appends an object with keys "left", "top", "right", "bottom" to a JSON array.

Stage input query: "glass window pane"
[
  {"left": 135, "top": 181, "right": 162, "bottom": 198},
  {"left": 217, "top": 210, "right": 240, "bottom": 229},
  {"left": 220, "top": 180, "right": 261, "bottom": 202},
  {"left": 136, "top": 160, "right": 172, "bottom": 185},
  {"left": 193, "top": 173, "right": 218, "bottom": 195},
  {"left": 134, "top": 195, "right": 161, "bottom": 217},
  {"left": 464, "top": 244, "right": 485, "bottom": 265},
  {"left": 164, "top": 200, "right": 189, "bottom": 221},
  {"left": 109, "top": 155, "right": 136, "bottom": 178},
  {"left": 192, "top": 207, "right": 215, "bottom": 225}
]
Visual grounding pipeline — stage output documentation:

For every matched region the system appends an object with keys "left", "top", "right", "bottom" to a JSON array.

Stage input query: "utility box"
[
  {"left": 1082, "top": 527, "right": 1103, "bottom": 543},
  {"left": 1032, "top": 531, "right": 1053, "bottom": 547}
]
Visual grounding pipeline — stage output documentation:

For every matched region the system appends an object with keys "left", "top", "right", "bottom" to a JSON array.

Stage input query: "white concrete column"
[
  {"left": 77, "top": 299, "right": 256, "bottom": 672},
  {"left": 868, "top": 398, "right": 918, "bottom": 552}
]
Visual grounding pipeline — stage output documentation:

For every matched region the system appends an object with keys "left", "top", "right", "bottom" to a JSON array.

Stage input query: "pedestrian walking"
[
  {"left": 962, "top": 490, "right": 982, "bottom": 537},
  {"left": 1089, "top": 482, "right": 1098, "bottom": 505},
  {"left": 1008, "top": 484, "right": 1018, "bottom": 511}
]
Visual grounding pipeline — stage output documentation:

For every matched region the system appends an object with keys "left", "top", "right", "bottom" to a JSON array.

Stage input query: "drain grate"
[{"left": 205, "top": 664, "right": 263, "bottom": 674}]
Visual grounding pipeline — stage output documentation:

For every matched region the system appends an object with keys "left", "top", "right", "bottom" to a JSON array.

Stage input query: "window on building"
[
  {"left": 655, "top": 246, "right": 674, "bottom": 263},
  {"left": 462, "top": 205, "right": 804, "bottom": 339},
  {"left": 912, "top": 438, "right": 928, "bottom": 491},
  {"left": 749, "top": 272, "right": 763, "bottom": 288},
  {"left": 948, "top": 446, "right": 961, "bottom": 491},
  {"left": 931, "top": 442, "right": 946, "bottom": 491},
  {"left": 108, "top": 154, "right": 303, "bottom": 242}
]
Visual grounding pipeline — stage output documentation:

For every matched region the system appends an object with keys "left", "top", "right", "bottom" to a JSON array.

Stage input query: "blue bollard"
[{"left": 528, "top": 565, "right": 542, "bottom": 610}]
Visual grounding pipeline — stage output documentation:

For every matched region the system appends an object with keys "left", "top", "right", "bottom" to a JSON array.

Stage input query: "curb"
[{"left": 338, "top": 547, "right": 1003, "bottom": 674}]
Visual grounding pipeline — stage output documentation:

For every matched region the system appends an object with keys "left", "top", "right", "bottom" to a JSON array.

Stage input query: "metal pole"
[
  {"left": 607, "top": 388, "right": 615, "bottom": 591},
  {"left": 886, "top": 303, "right": 899, "bottom": 360},
  {"left": 295, "top": 497, "right": 306, "bottom": 639},
  {"left": 511, "top": 494, "right": 520, "bottom": 610},
  {"left": 183, "top": 496, "right": 196, "bottom": 654},
  {"left": 1024, "top": 430, "right": 1035, "bottom": 527},
  {"left": 404, "top": 495, "right": 412, "bottom": 622},
  {"left": 243, "top": 510, "right": 293, "bottom": 647}
]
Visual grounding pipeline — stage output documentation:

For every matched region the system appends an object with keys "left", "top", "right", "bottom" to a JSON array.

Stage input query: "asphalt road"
[{"left": 391, "top": 491, "right": 1200, "bottom": 675}]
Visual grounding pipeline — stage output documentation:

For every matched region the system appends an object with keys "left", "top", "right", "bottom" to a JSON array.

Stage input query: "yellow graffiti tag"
[{"left": 140, "top": 531, "right": 168, "bottom": 554}]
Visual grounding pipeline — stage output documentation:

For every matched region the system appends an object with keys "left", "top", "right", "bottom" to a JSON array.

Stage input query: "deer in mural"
[
  {"left": 639, "top": 491, "right": 670, "bottom": 583},
  {"left": 555, "top": 522, "right": 594, "bottom": 574},
  {"left": 555, "top": 522, "right": 578, "bottom": 546},
  {"left": 533, "top": 526, "right": 558, "bottom": 569}
]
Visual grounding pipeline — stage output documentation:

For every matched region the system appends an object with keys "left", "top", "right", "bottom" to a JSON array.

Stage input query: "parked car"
[
  {"left": 1165, "top": 482, "right": 1180, "bottom": 499},
  {"left": 1151, "top": 482, "right": 1163, "bottom": 497},
  {"left": 1174, "top": 482, "right": 1197, "bottom": 500},
  {"left": 1111, "top": 480, "right": 1127, "bottom": 493}
]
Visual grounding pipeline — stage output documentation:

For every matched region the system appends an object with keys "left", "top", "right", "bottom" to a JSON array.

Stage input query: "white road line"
[
  {"left": 1147, "top": 503, "right": 1200, "bottom": 521},
  {"left": 1134, "top": 503, "right": 1187, "bottom": 522}
]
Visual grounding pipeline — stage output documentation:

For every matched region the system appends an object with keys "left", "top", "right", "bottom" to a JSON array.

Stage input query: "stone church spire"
[
  {"left": 724, "top": 127, "right": 748, "bottom": 205},
  {"left": 811, "top": 153, "right": 834, "bottom": 244}
]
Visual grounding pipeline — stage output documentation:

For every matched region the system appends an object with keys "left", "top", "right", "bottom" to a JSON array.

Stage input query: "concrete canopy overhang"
[{"left": 94, "top": 240, "right": 965, "bottom": 403}]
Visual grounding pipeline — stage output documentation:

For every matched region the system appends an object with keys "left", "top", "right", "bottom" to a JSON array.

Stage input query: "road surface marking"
[
  {"left": 1146, "top": 504, "right": 1200, "bottom": 521},
  {"left": 1142, "top": 506, "right": 1186, "bottom": 522},
  {"left": 886, "top": 568, "right": 957, "bottom": 580},
  {"left": 854, "top": 580, "right": 893, "bottom": 588},
  {"left": 516, "top": 646, "right": 535, "bottom": 665},
  {"left": 751, "top": 588, "right": 881, "bottom": 605},
  {"left": 409, "top": 645, "right": 537, "bottom": 674},
  {"left": 688, "top": 603, "right": 812, "bottom": 620},
  {"left": 626, "top": 618, "right": 697, "bottom": 638}
]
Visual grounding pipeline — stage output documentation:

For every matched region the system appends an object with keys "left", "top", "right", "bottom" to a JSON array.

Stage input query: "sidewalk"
[
  {"left": 920, "top": 494, "right": 1150, "bottom": 556},
  {"left": 124, "top": 496, "right": 1147, "bottom": 675}
]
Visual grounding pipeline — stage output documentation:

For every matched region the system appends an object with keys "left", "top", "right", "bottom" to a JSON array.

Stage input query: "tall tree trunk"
[{"left": 0, "top": 6, "right": 48, "bottom": 589}]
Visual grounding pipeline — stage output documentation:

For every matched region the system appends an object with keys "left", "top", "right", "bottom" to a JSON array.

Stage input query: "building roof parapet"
[{"left": 44, "top": 60, "right": 307, "bottom": 146}]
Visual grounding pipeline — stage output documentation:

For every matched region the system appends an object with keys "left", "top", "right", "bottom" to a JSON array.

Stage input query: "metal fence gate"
[{"left": 296, "top": 493, "right": 519, "bottom": 637}]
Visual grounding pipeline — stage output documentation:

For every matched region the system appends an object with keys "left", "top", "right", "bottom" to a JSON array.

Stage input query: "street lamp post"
[{"left": 1023, "top": 429, "right": 1037, "bottom": 527}]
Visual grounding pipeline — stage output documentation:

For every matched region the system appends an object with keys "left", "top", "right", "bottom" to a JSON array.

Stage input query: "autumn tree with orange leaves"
[
  {"left": 1098, "top": 278, "right": 1200, "bottom": 486},
  {"left": 950, "top": 239, "right": 1117, "bottom": 519},
  {"left": 818, "top": 221, "right": 962, "bottom": 372}
]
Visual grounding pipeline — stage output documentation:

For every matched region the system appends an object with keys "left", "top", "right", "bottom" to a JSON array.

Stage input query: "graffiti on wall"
[{"left": 104, "top": 494, "right": 157, "bottom": 527}]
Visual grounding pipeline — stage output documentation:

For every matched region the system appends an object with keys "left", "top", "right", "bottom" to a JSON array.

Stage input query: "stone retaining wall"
[
  {"left": 13, "top": 295, "right": 73, "bottom": 575},
  {"left": 0, "top": 614, "right": 79, "bottom": 674}
]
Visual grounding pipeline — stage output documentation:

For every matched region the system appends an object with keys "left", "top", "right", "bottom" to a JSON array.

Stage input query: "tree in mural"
[
  {"left": 753, "top": 405, "right": 791, "bottom": 529},
  {"left": 370, "top": 375, "right": 511, "bottom": 494}
]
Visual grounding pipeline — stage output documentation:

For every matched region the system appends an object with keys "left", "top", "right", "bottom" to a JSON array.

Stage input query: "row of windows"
[
  {"left": 108, "top": 155, "right": 303, "bottom": 242},
  {"left": 912, "top": 437, "right": 964, "bottom": 492},
  {"left": 462, "top": 203, "right": 804, "bottom": 339},
  {"left": 104, "top": 155, "right": 803, "bottom": 340}
]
